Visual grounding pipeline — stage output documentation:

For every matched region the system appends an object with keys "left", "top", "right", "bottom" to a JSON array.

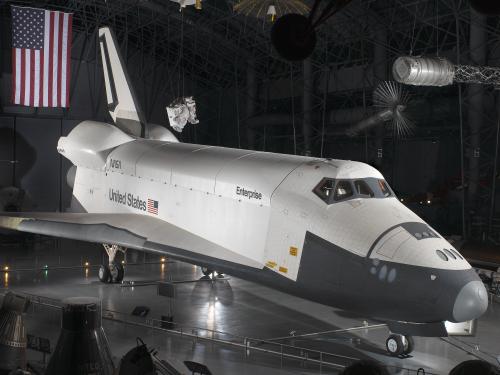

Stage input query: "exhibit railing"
[{"left": 11, "top": 291, "right": 439, "bottom": 375}]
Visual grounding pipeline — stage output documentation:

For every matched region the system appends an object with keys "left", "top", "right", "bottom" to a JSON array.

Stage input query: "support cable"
[
  {"left": 454, "top": 3, "right": 467, "bottom": 239},
  {"left": 290, "top": 64, "right": 297, "bottom": 155},
  {"left": 320, "top": 43, "right": 329, "bottom": 158},
  {"left": 489, "top": 116, "right": 500, "bottom": 236}
]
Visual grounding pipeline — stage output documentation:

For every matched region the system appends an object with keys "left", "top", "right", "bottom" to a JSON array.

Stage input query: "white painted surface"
[{"left": 62, "top": 121, "right": 471, "bottom": 282}]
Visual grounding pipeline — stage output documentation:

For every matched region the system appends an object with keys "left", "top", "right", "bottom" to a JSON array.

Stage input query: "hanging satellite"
[
  {"left": 346, "top": 81, "right": 414, "bottom": 138},
  {"left": 166, "top": 97, "right": 199, "bottom": 133},
  {"left": 393, "top": 56, "right": 500, "bottom": 87},
  {"left": 271, "top": 0, "right": 352, "bottom": 61},
  {"left": 169, "top": 0, "right": 202, "bottom": 11},
  {"left": 233, "top": 0, "right": 309, "bottom": 22}
]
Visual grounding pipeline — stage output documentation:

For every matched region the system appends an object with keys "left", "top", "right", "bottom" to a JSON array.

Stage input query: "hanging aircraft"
[{"left": 0, "top": 27, "right": 488, "bottom": 357}]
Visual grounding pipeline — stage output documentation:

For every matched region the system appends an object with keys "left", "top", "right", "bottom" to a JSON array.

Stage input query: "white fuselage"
[{"left": 58, "top": 121, "right": 487, "bottom": 324}]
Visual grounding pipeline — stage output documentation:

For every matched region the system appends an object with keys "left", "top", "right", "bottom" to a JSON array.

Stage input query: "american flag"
[
  {"left": 147, "top": 199, "right": 159, "bottom": 215},
  {"left": 11, "top": 6, "right": 73, "bottom": 107}
]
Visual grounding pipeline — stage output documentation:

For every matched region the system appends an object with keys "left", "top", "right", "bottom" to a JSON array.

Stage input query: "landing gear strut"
[
  {"left": 99, "top": 244, "right": 126, "bottom": 284},
  {"left": 386, "top": 334, "right": 414, "bottom": 356}
]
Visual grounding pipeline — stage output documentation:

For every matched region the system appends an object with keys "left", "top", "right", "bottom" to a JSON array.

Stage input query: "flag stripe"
[
  {"left": 52, "top": 11, "right": 58, "bottom": 107},
  {"left": 65, "top": 14, "right": 72, "bottom": 107},
  {"left": 25, "top": 49, "right": 31, "bottom": 106},
  {"left": 43, "top": 9, "right": 50, "bottom": 107},
  {"left": 61, "top": 13, "right": 68, "bottom": 107},
  {"left": 15, "top": 49, "right": 21, "bottom": 104},
  {"left": 48, "top": 11, "right": 54, "bottom": 107},
  {"left": 11, "top": 49, "right": 16, "bottom": 104},
  {"left": 20, "top": 49, "right": 25, "bottom": 105},
  {"left": 40, "top": 46, "right": 44, "bottom": 107},
  {"left": 34, "top": 50, "right": 40, "bottom": 106},
  {"left": 57, "top": 12, "right": 63, "bottom": 107},
  {"left": 30, "top": 49, "right": 36, "bottom": 106}
]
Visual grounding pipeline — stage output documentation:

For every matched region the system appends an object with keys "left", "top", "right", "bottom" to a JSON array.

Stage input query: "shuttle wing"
[
  {"left": 0, "top": 212, "right": 261, "bottom": 269},
  {"left": 98, "top": 27, "right": 146, "bottom": 138}
]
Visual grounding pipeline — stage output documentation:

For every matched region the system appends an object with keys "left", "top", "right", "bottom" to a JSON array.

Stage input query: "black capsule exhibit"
[
  {"left": 0, "top": 292, "right": 30, "bottom": 374},
  {"left": 45, "top": 297, "right": 115, "bottom": 375}
]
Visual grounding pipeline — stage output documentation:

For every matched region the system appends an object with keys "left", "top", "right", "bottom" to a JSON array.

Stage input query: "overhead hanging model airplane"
[{"left": 0, "top": 27, "right": 488, "bottom": 357}]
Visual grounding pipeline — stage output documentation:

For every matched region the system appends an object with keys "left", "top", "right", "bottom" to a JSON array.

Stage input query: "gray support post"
[
  {"left": 467, "top": 9, "right": 487, "bottom": 211},
  {"left": 246, "top": 59, "right": 257, "bottom": 150},
  {"left": 303, "top": 58, "right": 313, "bottom": 156},
  {"left": 373, "top": 27, "right": 387, "bottom": 168}
]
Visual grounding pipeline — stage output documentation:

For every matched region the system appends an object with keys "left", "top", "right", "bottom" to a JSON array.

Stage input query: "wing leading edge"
[{"left": 0, "top": 213, "right": 262, "bottom": 270}]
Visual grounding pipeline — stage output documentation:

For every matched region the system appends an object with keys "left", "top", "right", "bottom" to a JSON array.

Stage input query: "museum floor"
[{"left": 0, "top": 236, "right": 499, "bottom": 374}]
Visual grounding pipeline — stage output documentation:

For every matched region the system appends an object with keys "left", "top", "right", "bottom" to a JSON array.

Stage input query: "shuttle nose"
[{"left": 452, "top": 280, "right": 488, "bottom": 322}]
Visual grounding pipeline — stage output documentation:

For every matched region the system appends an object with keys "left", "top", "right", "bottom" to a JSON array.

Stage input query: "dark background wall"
[{"left": 0, "top": 8, "right": 497, "bottom": 239}]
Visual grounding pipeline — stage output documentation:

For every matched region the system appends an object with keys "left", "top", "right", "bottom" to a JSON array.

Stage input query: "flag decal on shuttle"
[{"left": 147, "top": 199, "right": 158, "bottom": 215}]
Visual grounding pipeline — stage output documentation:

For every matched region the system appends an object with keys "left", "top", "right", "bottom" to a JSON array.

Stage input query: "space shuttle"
[{"left": 0, "top": 27, "right": 488, "bottom": 356}]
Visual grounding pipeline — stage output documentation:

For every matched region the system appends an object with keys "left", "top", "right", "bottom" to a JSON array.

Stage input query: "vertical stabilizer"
[{"left": 98, "top": 27, "right": 145, "bottom": 137}]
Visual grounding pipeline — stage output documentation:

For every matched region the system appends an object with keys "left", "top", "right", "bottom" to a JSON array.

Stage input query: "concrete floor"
[{"left": 0, "top": 236, "right": 499, "bottom": 374}]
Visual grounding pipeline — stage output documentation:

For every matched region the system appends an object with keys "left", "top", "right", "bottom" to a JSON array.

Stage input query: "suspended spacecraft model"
[
  {"left": 393, "top": 56, "right": 500, "bottom": 87},
  {"left": 346, "top": 81, "right": 413, "bottom": 138},
  {"left": 166, "top": 96, "right": 200, "bottom": 133}
]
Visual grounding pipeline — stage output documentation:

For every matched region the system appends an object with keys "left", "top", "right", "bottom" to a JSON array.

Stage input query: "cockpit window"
[
  {"left": 313, "top": 178, "right": 336, "bottom": 204},
  {"left": 354, "top": 180, "right": 374, "bottom": 197},
  {"left": 313, "top": 177, "right": 394, "bottom": 205},
  {"left": 334, "top": 181, "right": 354, "bottom": 201},
  {"left": 378, "top": 180, "right": 392, "bottom": 197}
]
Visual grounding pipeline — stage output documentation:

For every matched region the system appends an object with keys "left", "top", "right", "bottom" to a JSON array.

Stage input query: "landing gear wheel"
[
  {"left": 109, "top": 261, "right": 124, "bottom": 283},
  {"left": 386, "top": 334, "right": 404, "bottom": 356},
  {"left": 98, "top": 264, "right": 111, "bottom": 283},
  {"left": 403, "top": 335, "right": 414, "bottom": 355},
  {"left": 201, "top": 267, "right": 214, "bottom": 277}
]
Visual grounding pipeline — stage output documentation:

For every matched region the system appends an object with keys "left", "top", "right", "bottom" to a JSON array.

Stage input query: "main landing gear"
[
  {"left": 201, "top": 266, "right": 223, "bottom": 278},
  {"left": 385, "top": 334, "right": 414, "bottom": 356},
  {"left": 99, "top": 244, "right": 126, "bottom": 284}
]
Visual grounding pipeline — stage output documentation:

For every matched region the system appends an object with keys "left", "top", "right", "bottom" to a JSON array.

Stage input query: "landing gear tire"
[
  {"left": 404, "top": 335, "right": 414, "bottom": 355},
  {"left": 201, "top": 267, "right": 214, "bottom": 276},
  {"left": 98, "top": 264, "right": 111, "bottom": 283},
  {"left": 100, "top": 244, "right": 127, "bottom": 283},
  {"left": 386, "top": 334, "right": 414, "bottom": 356},
  {"left": 109, "top": 261, "right": 124, "bottom": 283}
]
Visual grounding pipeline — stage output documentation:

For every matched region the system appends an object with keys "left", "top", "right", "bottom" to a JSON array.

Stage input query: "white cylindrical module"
[{"left": 392, "top": 56, "right": 455, "bottom": 87}]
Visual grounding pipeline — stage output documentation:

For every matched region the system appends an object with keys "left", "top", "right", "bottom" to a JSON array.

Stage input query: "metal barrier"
[{"left": 3, "top": 291, "right": 438, "bottom": 375}]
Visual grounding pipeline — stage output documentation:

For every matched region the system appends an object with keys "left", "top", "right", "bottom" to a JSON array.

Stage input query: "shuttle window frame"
[
  {"left": 313, "top": 177, "right": 396, "bottom": 205},
  {"left": 354, "top": 180, "right": 375, "bottom": 197},
  {"left": 313, "top": 178, "right": 336, "bottom": 204},
  {"left": 378, "top": 180, "right": 392, "bottom": 197},
  {"left": 450, "top": 249, "right": 464, "bottom": 260},
  {"left": 443, "top": 249, "right": 456, "bottom": 260},
  {"left": 436, "top": 250, "right": 448, "bottom": 261},
  {"left": 334, "top": 180, "right": 354, "bottom": 201}
]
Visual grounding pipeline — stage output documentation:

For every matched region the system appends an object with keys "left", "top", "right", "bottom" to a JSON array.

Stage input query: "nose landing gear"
[
  {"left": 99, "top": 244, "right": 126, "bottom": 283},
  {"left": 386, "top": 334, "right": 414, "bottom": 356}
]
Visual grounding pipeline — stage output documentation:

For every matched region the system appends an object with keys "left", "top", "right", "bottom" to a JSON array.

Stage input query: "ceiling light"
[{"left": 234, "top": 0, "right": 309, "bottom": 21}]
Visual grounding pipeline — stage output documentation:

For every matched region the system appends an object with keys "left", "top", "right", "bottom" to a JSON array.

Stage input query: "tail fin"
[{"left": 98, "top": 27, "right": 145, "bottom": 138}]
